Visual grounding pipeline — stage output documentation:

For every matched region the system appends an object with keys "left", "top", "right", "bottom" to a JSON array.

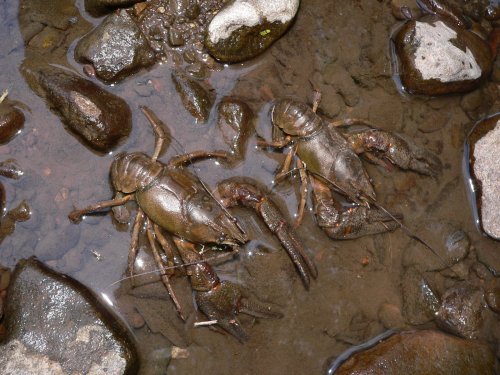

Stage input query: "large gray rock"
[
  {"left": 0, "top": 258, "right": 139, "bottom": 374},
  {"left": 75, "top": 9, "right": 156, "bottom": 82},
  {"left": 21, "top": 63, "right": 131, "bottom": 152}
]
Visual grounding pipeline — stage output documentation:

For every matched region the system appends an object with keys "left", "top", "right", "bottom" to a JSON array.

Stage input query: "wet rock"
[
  {"left": 171, "top": 0, "right": 200, "bottom": 19},
  {"left": 402, "top": 267, "right": 440, "bottom": 324},
  {"left": 485, "top": 279, "right": 500, "bottom": 313},
  {"left": 172, "top": 72, "right": 214, "bottom": 122},
  {"left": 216, "top": 97, "right": 253, "bottom": 159},
  {"left": 84, "top": 0, "right": 143, "bottom": 17},
  {"left": 331, "top": 330, "right": 495, "bottom": 375},
  {"left": 21, "top": 63, "right": 131, "bottom": 152},
  {"left": 0, "top": 159, "right": 23, "bottom": 180},
  {"left": 75, "top": 9, "right": 156, "bottom": 82},
  {"left": 0, "top": 258, "right": 138, "bottom": 373},
  {"left": 436, "top": 283, "right": 485, "bottom": 339},
  {"left": 205, "top": 0, "right": 300, "bottom": 63},
  {"left": 393, "top": 18, "right": 492, "bottom": 95},
  {"left": 0, "top": 99, "right": 24, "bottom": 145},
  {"left": 0, "top": 201, "right": 31, "bottom": 245},
  {"left": 403, "top": 221, "right": 470, "bottom": 271},
  {"left": 470, "top": 117, "right": 500, "bottom": 239},
  {"left": 19, "top": 0, "right": 93, "bottom": 61},
  {"left": 168, "top": 27, "right": 186, "bottom": 47}
]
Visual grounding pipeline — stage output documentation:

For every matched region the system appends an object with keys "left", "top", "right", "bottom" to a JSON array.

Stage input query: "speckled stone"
[{"left": 0, "top": 258, "right": 138, "bottom": 374}]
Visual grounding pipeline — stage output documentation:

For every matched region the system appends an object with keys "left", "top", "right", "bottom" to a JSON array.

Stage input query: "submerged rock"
[
  {"left": 393, "top": 18, "right": 492, "bottom": 95},
  {"left": 0, "top": 258, "right": 138, "bottom": 374},
  {"left": 171, "top": 72, "right": 214, "bottom": 122},
  {"left": 205, "top": 0, "right": 300, "bottom": 63},
  {"left": 401, "top": 267, "right": 440, "bottom": 324},
  {"left": 0, "top": 99, "right": 24, "bottom": 145},
  {"left": 216, "top": 97, "right": 253, "bottom": 159},
  {"left": 403, "top": 220, "right": 470, "bottom": 271},
  {"left": 21, "top": 63, "right": 131, "bottom": 152},
  {"left": 436, "top": 283, "right": 485, "bottom": 339},
  {"left": 75, "top": 9, "right": 156, "bottom": 82},
  {"left": 330, "top": 330, "right": 495, "bottom": 375}
]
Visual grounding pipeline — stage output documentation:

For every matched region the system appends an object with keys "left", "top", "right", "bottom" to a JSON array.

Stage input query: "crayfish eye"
[{"left": 218, "top": 234, "right": 227, "bottom": 244}]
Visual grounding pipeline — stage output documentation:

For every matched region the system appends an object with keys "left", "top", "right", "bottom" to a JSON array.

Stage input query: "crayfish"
[
  {"left": 69, "top": 107, "right": 316, "bottom": 341},
  {"left": 260, "top": 93, "right": 441, "bottom": 239}
]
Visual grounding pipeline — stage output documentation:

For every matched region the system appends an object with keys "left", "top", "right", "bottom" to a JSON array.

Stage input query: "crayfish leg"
[
  {"left": 310, "top": 176, "right": 400, "bottom": 239},
  {"left": 146, "top": 219, "right": 185, "bottom": 321}
]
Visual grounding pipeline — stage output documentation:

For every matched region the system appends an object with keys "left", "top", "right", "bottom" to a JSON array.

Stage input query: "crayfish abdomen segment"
[
  {"left": 272, "top": 98, "right": 322, "bottom": 137},
  {"left": 111, "top": 152, "right": 163, "bottom": 194}
]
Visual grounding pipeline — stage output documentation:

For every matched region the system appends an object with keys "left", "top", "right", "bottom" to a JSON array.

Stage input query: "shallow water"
[{"left": 1, "top": 0, "right": 499, "bottom": 374}]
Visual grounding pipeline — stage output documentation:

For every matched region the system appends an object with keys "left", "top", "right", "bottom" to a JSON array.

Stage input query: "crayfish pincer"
[
  {"left": 68, "top": 106, "right": 315, "bottom": 341},
  {"left": 261, "top": 95, "right": 441, "bottom": 239}
]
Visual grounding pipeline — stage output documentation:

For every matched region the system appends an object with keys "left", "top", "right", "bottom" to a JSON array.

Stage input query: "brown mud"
[{"left": 0, "top": 0, "right": 499, "bottom": 374}]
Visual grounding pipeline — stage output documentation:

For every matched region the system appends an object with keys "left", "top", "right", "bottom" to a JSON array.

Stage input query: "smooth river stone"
[
  {"left": 205, "top": 0, "right": 300, "bottom": 63},
  {"left": 331, "top": 330, "right": 495, "bottom": 375},
  {"left": 393, "top": 18, "right": 492, "bottom": 95},
  {"left": 21, "top": 63, "right": 131, "bottom": 152}
]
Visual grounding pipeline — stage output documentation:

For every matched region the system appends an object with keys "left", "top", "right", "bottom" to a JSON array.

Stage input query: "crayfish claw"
[
  {"left": 218, "top": 177, "right": 317, "bottom": 289},
  {"left": 195, "top": 280, "right": 249, "bottom": 342}
]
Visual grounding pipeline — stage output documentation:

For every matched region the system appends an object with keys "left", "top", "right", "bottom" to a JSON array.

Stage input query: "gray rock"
[
  {"left": 0, "top": 258, "right": 138, "bottom": 374},
  {"left": 75, "top": 9, "right": 156, "bottom": 82},
  {"left": 205, "top": 0, "right": 300, "bottom": 63},
  {"left": 21, "top": 63, "right": 131, "bottom": 153},
  {"left": 473, "top": 120, "right": 500, "bottom": 239},
  {"left": 436, "top": 283, "right": 485, "bottom": 339},
  {"left": 331, "top": 330, "right": 495, "bottom": 375}
]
